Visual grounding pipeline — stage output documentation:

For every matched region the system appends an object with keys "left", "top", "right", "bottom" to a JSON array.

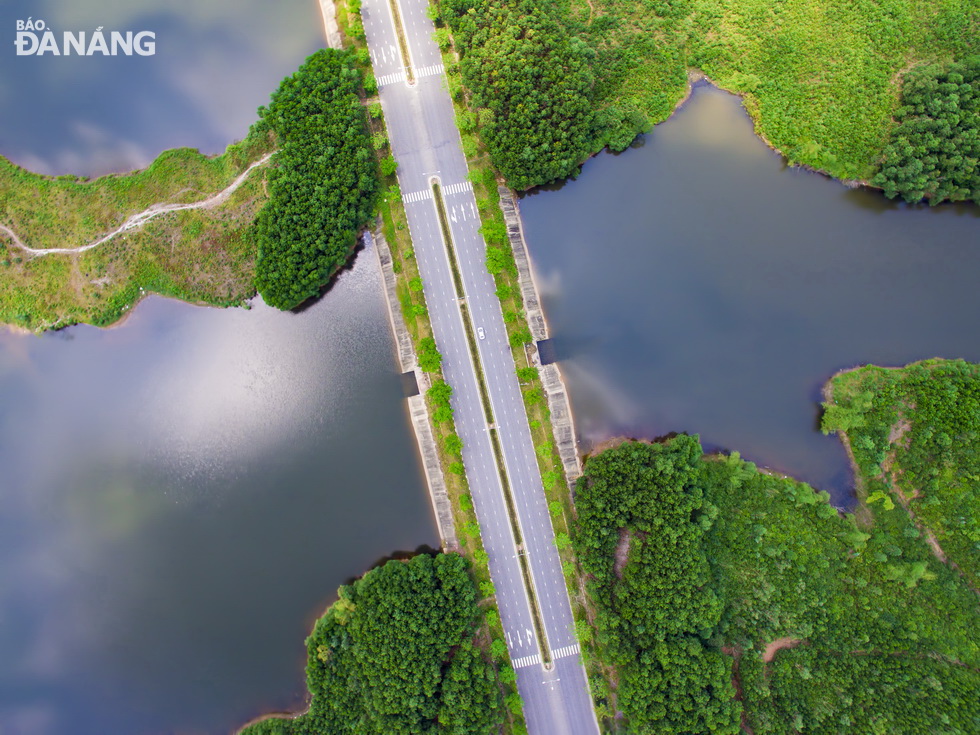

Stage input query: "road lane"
[{"left": 361, "top": 2, "right": 600, "bottom": 732}]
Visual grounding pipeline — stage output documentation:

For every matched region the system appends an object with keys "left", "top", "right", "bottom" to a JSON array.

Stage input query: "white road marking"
[
  {"left": 404, "top": 189, "right": 432, "bottom": 203},
  {"left": 513, "top": 653, "right": 542, "bottom": 669},
  {"left": 378, "top": 70, "right": 408, "bottom": 87},
  {"left": 416, "top": 63, "right": 445, "bottom": 79},
  {"left": 552, "top": 643, "right": 581, "bottom": 660},
  {"left": 442, "top": 181, "right": 474, "bottom": 196}
]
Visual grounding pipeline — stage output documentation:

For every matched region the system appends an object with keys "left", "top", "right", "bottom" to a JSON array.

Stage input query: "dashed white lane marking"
[
  {"left": 404, "top": 189, "right": 432, "bottom": 203},
  {"left": 553, "top": 643, "right": 581, "bottom": 660},
  {"left": 513, "top": 653, "right": 542, "bottom": 669}
]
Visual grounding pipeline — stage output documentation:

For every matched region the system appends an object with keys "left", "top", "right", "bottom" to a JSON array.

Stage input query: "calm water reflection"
[
  {"left": 0, "top": 0, "right": 323, "bottom": 176},
  {"left": 521, "top": 82, "right": 980, "bottom": 503},
  {"left": 0, "top": 239, "right": 436, "bottom": 734},
  {"left": 0, "top": 3, "right": 437, "bottom": 733}
]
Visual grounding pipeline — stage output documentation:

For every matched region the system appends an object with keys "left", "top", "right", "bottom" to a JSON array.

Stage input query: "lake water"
[
  {"left": 0, "top": 4, "right": 437, "bottom": 732},
  {"left": 521, "top": 82, "right": 980, "bottom": 503},
  {"left": 0, "top": 0, "right": 324, "bottom": 176},
  {"left": 0, "top": 244, "right": 437, "bottom": 735}
]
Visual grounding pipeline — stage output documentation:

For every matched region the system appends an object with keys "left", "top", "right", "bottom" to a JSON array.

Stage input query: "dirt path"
[
  {"left": 763, "top": 637, "right": 803, "bottom": 663},
  {"left": 0, "top": 152, "right": 273, "bottom": 257}
]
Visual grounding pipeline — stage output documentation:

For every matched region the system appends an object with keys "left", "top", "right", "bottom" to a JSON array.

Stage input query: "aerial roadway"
[{"left": 359, "top": 1, "right": 601, "bottom": 733}]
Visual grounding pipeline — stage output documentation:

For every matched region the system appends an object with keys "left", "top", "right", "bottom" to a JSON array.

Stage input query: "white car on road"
[{"left": 477, "top": 327, "right": 486, "bottom": 340}]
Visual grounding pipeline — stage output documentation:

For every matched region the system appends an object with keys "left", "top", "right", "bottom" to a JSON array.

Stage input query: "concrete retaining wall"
[
  {"left": 370, "top": 227, "right": 458, "bottom": 550},
  {"left": 318, "top": 0, "right": 344, "bottom": 50},
  {"left": 497, "top": 188, "right": 583, "bottom": 486}
]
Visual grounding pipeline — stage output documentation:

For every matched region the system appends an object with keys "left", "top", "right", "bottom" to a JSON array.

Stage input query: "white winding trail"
[{"left": 0, "top": 152, "right": 274, "bottom": 257}]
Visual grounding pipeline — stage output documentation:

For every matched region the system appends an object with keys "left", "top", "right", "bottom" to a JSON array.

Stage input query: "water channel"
[
  {"left": 521, "top": 81, "right": 980, "bottom": 504},
  {"left": 1, "top": 2, "right": 437, "bottom": 733}
]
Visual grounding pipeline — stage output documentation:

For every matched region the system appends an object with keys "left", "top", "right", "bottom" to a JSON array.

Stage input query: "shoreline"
[
  {"left": 546, "top": 67, "right": 875, "bottom": 197},
  {"left": 662, "top": 71, "right": 870, "bottom": 191}
]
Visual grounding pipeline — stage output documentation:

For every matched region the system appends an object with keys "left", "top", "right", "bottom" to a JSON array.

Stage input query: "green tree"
[
  {"left": 418, "top": 337, "right": 443, "bottom": 372},
  {"left": 239, "top": 553, "right": 503, "bottom": 735},
  {"left": 254, "top": 49, "right": 379, "bottom": 310},
  {"left": 380, "top": 154, "right": 398, "bottom": 177},
  {"left": 872, "top": 58, "right": 980, "bottom": 205},
  {"left": 444, "top": 433, "right": 463, "bottom": 456}
]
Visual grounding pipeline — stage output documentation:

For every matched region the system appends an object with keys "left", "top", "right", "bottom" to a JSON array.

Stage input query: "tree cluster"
[
  {"left": 440, "top": 0, "right": 599, "bottom": 189},
  {"left": 872, "top": 57, "right": 980, "bottom": 205},
  {"left": 241, "top": 553, "right": 502, "bottom": 735},
  {"left": 254, "top": 49, "right": 379, "bottom": 310},
  {"left": 765, "top": 649, "right": 980, "bottom": 734},
  {"left": 418, "top": 336, "right": 443, "bottom": 373},
  {"left": 575, "top": 426, "right": 980, "bottom": 733},
  {"left": 573, "top": 437, "right": 741, "bottom": 733}
]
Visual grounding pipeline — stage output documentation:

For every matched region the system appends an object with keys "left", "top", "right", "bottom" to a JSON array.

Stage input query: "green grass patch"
[{"left": 0, "top": 135, "right": 272, "bottom": 331}]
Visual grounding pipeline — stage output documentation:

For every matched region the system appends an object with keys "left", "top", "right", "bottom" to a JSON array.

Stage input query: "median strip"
[
  {"left": 431, "top": 179, "right": 553, "bottom": 668},
  {"left": 386, "top": 0, "right": 415, "bottom": 84}
]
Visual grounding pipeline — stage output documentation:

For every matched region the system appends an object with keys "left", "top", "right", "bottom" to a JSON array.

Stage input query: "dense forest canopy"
[
  {"left": 440, "top": 0, "right": 599, "bottom": 189},
  {"left": 872, "top": 58, "right": 980, "bottom": 205},
  {"left": 254, "top": 48, "right": 379, "bottom": 310},
  {"left": 573, "top": 437, "right": 742, "bottom": 734},
  {"left": 574, "top": 430, "right": 980, "bottom": 733},
  {"left": 240, "top": 553, "right": 502, "bottom": 735},
  {"left": 438, "top": 0, "right": 980, "bottom": 197}
]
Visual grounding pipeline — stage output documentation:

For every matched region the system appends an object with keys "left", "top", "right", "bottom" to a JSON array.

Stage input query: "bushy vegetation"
[
  {"left": 824, "top": 359, "right": 980, "bottom": 590},
  {"left": 0, "top": 135, "right": 272, "bottom": 331},
  {"left": 574, "top": 431, "right": 980, "bottom": 733},
  {"left": 765, "top": 649, "right": 980, "bottom": 734},
  {"left": 438, "top": 0, "right": 979, "bottom": 187},
  {"left": 240, "top": 553, "right": 502, "bottom": 735},
  {"left": 253, "top": 49, "right": 379, "bottom": 310},
  {"left": 439, "top": 0, "right": 598, "bottom": 189},
  {"left": 872, "top": 58, "right": 980, "bottom": 205}
]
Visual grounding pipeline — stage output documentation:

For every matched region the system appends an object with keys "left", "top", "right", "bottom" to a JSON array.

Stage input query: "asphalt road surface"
[{"left": 360, "top": 1, "right": 601, "bottom": 733}]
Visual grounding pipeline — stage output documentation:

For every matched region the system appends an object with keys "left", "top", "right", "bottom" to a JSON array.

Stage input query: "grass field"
[
  {"left": 580, "top": 0, "right": 979, "bottom": 180},
  {"left": 0, "top": 133, "right": 273, "bottom": 331}
]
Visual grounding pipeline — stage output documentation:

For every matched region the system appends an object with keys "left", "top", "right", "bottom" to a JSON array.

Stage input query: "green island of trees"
[
  {"left": 0, "top": 47, "right": 380, "bottom": 331},
  {"left": 437, "top": 0, "right": 979, "bottom": 198},
  {"left": 574, "top": 414, "right": 980, "bottom": 732},
  {"left": 240, "top": 552, "right": 503, "bottom": 735},
  {"left": 253, "top": 49, "right": 379, "bottom": 310}
]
